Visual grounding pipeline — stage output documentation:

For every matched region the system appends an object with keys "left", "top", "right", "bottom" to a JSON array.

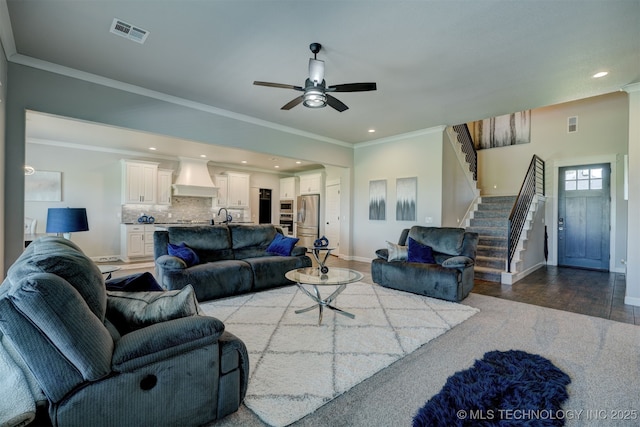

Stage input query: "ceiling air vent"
[{"left": 110, "top": 18, "right": 149, "bottom": 44}]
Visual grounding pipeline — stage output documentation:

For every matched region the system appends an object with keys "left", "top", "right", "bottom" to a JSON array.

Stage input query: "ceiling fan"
[{"left": 253, "top": 43, "right": 377, "bottom": 112}]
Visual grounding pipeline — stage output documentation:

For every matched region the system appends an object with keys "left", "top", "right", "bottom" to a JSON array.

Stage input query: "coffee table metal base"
[{"left": 295, "top": 283, "right": 355, "bottom": 325}]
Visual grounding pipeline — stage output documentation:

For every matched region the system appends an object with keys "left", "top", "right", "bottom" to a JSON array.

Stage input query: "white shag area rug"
[{"left": 199, "top": 282, "right": 479, "bottom": 427}]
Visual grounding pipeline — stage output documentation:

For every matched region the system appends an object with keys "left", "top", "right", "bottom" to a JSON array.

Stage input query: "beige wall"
[
  {"left": 476, "top": 92, "right": 629, "bottom": 273},
  {"left": 353, "top": 128, "right": 445, "bottom": 260},
  {"left": 477, "top": 92, "right": 629, "bottom": 196}
]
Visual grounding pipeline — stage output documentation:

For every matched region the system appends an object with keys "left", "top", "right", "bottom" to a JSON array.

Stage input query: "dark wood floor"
[{"left": 323, "top": 257, "right": 640, "bottom": 326}]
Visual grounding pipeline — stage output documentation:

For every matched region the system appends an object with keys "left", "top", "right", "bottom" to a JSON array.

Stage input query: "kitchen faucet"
[{"left": 217, "top": 207, "right": 231, "bottom": 224}]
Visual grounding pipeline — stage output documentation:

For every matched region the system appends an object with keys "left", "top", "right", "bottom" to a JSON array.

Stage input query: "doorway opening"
[{"left": 258, "top": 188, "right": 272, "bottom": 224}]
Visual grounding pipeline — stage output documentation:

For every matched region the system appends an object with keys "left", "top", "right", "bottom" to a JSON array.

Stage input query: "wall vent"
[
  {"left": 110, "top": 18, "right": 149, "bottom": 44},
  {"left": 567, "top": 116, "right": 578, "bottom": 133}
]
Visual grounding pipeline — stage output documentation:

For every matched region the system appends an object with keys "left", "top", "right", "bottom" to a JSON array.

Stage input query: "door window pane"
[
  {"left": 577, "top": 180, "right": 589, "bottom": 190},
  {"left": 564, "top": 167, "right": 605, "bottom": 191}
]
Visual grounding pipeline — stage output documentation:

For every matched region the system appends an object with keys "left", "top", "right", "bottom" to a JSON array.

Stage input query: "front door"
[{"left": 558, "top": 163, "right": 610, "bottom": 270}]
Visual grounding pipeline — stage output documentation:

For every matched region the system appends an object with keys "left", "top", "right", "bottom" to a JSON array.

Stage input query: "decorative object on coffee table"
[
  {"left": 311, "top": 244, "right": 334, "bottom": 274},
  {"left": 285, "top": 267, "right": 363, "bottom": 325}
]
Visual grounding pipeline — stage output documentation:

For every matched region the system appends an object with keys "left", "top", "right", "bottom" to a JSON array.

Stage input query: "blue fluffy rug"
[{"left": 413, "top": 350, "right": 571, "bottom": 427}]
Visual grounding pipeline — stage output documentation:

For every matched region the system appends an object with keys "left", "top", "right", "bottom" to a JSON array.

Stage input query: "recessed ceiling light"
[
  {"left": 295, "top": 161, "right": 302, "bottom": 164},
  {"left": 241, "top": 160, "right": 247, "bottom": 164},
  {"left": 149, "top": 147, "right": 157, "bottom": 151},
  {"left": 274, "top": 165, "right": 280, "bottom": 169},
  {"left": 593, "top": 71, "right": 608, "bottom": 78},
  {"left": 200, "top": 154, "right": 207, "bottom": 158},
  {"left": 368, "top": 129, "right": 376, "bottom": 133}
]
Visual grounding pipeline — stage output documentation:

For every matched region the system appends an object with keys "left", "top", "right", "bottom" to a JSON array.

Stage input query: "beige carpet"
[
  {"left": 199, "top": 282, "right": 479, "bottom": 427},
  {"left": 206, "top": 292, "right": 640, "bottom": 427}
]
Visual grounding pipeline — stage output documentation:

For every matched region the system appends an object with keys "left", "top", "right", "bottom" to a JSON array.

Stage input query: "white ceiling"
[{"left": 3, "top": 0, "right": 640, "bottom": 171}]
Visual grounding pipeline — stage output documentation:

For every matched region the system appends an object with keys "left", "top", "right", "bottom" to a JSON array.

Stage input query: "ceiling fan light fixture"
[{"left": 303, "top": 89, "right": 327, "bottom": 108}]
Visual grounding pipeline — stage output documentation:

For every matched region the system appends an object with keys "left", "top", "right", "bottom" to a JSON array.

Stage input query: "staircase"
[{"left": 467, "top": 196, "right": 516, "bottom": 282}]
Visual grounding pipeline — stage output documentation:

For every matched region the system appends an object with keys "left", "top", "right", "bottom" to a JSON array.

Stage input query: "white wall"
[
  {"left": 324, "top": 165, "right": 352, "bottom": 258},
  {"left": 0, "top": 41, "right": 7, "bottom": 274},
  {"left": 25, "top": 142, "right": 289, "bottom": 259},
  {"left": 441, "top": 131, "right": 478, "bottom": 227},
  {"left": 624, "top": 84, "right": 640, "bottom": 305},
  {"left": 353, "top": 128, "right": 444, "bottom": 261},
  {"left": 476, "top": 92, "right": 629, "bottom": 273}
]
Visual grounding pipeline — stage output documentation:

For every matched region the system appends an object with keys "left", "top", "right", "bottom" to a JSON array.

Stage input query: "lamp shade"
[{"left": 46, "top": 208, "right": 89, "bottom": 236}]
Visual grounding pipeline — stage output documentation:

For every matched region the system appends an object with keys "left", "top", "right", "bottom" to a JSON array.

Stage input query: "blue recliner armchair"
[{"left": 0, "top": 237, "right": 248, "bottom": 427}]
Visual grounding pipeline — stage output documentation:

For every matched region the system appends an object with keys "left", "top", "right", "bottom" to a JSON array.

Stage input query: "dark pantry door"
[{"left": 558, "top": 163, "right": 610, "bottom": 270}]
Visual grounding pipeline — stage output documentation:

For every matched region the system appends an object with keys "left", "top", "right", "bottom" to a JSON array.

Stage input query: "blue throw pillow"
[
  {"left": 168, "top": 242, "right": 200, "bottom": 267},
  {"left": 105, "top": 272, "right": 163, "bottom": 291},
  {"left": 267, "top": 233, "right": 299, "bottom": 256},
  {"left": 407, "top": 237, "right": 436, "bottom": 264}
]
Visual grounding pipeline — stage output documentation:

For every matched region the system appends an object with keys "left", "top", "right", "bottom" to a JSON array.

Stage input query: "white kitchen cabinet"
[
  {"left": 122, "top": 160, "right": 158, "bottom": 204},
  {"left": 213, "top": 174, "right": 228, "bottom": 207},
  {"left": 213, "top": 172, "right": 249, "bottom": 208},
  {"left": 280, "top": 177, "right": 298, "bottom": 199},
  {"left": 228, "top": 172, "right": 250, "bottom": 207},
  {"left": 211, "top": 172, "right": 250, "bottom": 208},
  {"left": 157, "top": 169, "right": 173, "bottom": 205},
  {"left": 120, "top": 224, "right": 155, "bottom": 261},
  {"left": 299, "top": 173, "right": 322, "bottom": 195}
]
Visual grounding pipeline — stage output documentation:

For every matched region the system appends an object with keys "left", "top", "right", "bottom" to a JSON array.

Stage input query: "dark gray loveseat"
[
  {"left": 154, "top": 224, "right": 312, "bottom": 302},
  {"left": 371, "top": 226, "right": 479, "bottom": 302}
]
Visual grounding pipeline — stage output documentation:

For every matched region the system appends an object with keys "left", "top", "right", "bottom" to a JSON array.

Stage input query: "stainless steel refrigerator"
[{"left": 296, "top": 194, "right": 320, "bottom": 248}]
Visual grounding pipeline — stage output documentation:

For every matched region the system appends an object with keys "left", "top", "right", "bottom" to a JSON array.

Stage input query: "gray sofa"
[
  {"left": 371, "top": 226, "right": 479, "bottom": 302},
  {"left": 154, "top": 224, "right": 312, "bottom": 302},
  {"left": 0, "top": 236, "right": 249, "bottom": 427}
]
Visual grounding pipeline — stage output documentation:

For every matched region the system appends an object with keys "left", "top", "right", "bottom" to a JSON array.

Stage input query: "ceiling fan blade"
[
  {"left": 281, "top": 96, "right": 304, "bottom": 110},
  {"left": 254, "top": 81, "right": 304, "bottom": 91},
  {"left": 326, "top": 94, "right": 349, "bottom": 112},
  {"left": 308, "top": 59, "right": 325, "bottom": 85},
  {"left": 328, "top": 82, "right": 377, "bottom": 92}
]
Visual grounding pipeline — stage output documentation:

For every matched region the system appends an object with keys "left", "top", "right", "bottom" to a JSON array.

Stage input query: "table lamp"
[{"left": 46, "top": 208, "right": 89, "bottom": 240}]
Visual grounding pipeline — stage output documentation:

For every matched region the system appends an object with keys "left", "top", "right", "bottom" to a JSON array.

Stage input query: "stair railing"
[
  {"left": 507, "top": 155, "right": 545, "bottom": 272},
  {"left": 452, "top": 124, "right": 477, "bottom": 181}
]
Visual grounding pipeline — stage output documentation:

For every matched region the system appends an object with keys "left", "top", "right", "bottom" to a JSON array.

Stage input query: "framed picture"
[
  {"left": 471, "top": 110, "right": 531, "bottom": 149},
  {"left": 25, "top": 170, "right": 62, "bottom": 201},
  {"left": 369, "top": 179, "right": 386, "bottom": 220},
  {"left": 396, "top": 177, "right": 416, "bottom": 221}
]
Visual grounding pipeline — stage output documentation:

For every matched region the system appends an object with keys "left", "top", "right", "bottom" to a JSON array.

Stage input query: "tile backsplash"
[{"left": 121, "top": 196, "right": 251, "bottom": 224}]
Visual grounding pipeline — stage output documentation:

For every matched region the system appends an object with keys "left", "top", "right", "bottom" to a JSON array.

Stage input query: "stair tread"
[{"left": 469, "top": 195, "right": 518, "bottom": 283}]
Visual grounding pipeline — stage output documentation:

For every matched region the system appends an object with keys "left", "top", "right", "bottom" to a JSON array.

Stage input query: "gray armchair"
[
  {"left": 0, "top": 237, "right": 248, "bottom": 427},
  {"left": 371, "top": 226, "right": 479, "bottom": 302}
]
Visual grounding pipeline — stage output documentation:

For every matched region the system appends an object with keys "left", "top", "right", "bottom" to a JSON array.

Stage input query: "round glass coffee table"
[{"left": 285, "top": 267, "right": 364, "bottom": 325}]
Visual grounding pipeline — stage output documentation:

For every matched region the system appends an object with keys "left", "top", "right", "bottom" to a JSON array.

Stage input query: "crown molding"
[
  {"left": 623, "top": 82, "right": 640, "bottom": 94},
  {"left": 354, "top": 125, "right": 446, "bottom": 149}
]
